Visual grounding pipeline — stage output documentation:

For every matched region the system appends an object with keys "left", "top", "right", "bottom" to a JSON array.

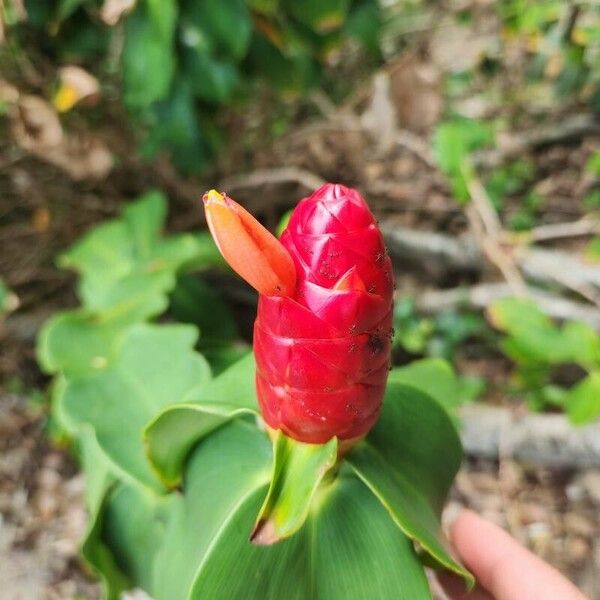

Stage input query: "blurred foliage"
[
  {"left": 433, "top": 118, "right": 495, "bottom": 203},
  {"left": 393, "top": 297, "right": 488, "bottom": 405},
  {"left": 489, "top": 297, "right": 600, "bottom": 424},
  {"left": 15, "top": 0, "right": 382, "bottom": 172}
]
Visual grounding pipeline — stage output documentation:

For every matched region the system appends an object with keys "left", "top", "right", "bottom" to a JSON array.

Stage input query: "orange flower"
[{"left": 202, "top": 190, "right": 296, "bottom": 297}]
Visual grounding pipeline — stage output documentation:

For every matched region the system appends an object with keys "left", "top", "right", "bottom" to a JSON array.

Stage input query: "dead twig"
[
  {"left": 473, "top": 113, "right": 600, "bottom": 169},
  {"left": 219, "top": 167, "right": 326, "bottom": 194},
  {"left": 382, "top": 223, "right": 600, "bottom": 302},
  {"left": 464, "top": 173, "right": 528, "bottom": 296},
  {"left": 415, "top": 283, "right": 600, "bottom": 330},
  {"left": 459, "top": 404, "right": 600, "bottom": 469},
  {"left": 506, "top": 217, "right": 600, "bottom": 244}
]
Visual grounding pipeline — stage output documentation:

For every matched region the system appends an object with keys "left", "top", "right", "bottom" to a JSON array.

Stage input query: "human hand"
[{"left": 438, "top": 509, "right": 588, "bottom": 600}]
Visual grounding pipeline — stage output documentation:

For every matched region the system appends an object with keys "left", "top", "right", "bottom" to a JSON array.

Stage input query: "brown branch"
[
  {"left": 507, "top": 217, "right": 600, "bottom": 244},
  {"left": 459, "top": 404, "right": 600, "bottom": 469},
  {"left": 415, "top": 283, "right": 600, "bottom": 330},
  {"left": 464, "top": 173, "right": 528, "bottom": 296},
  {"left": 219, "top": 167, "right": 326, "bottom": 194}
]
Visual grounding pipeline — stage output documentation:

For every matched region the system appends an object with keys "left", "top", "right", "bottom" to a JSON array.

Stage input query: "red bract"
[{"left": 203, "top": 184, "right": 394, "bottom": 445}]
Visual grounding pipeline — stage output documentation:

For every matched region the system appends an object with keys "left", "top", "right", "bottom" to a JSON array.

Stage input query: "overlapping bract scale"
[{"left": 255, "top": 183, "right": 394, "bottom": 443}]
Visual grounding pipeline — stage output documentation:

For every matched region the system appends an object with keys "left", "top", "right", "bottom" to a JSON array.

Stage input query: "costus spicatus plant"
[{"left": 39, "top": 186, "right": 473, "bottom": 599}]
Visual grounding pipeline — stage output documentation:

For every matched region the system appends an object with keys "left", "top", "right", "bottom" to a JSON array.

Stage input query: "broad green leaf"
[
  {"left": 144, "top": 352, "right": 257, "bottom": 485},
  {"left": 307, "top": 473, "right": 431, "bottom": 600},
  {"left": 37, "top": 310, "right": 126, "bottom": 377},
  {"left": 344, "top": 0, "right": 382, "bottom": 55},
  {"left": 146, "top": 0, "right": 177, "bottom": 41},
  {"left": 77, "top": 431, "right": 129, "bottom": 600},
  {"left": 154, "top": 420, "right": 431, "bottom": 600},
  {"left": 141, "top": 81, "right": 209, "bottom": 173},
  {"left": 566, "top": 372, "right": 600, "bottom": 424},
  {"left": 153, "top": 420, "right": 273, "bottom": 600},
  {"left": 488, "top": 297, "right": 553, "bottom": 333},
  {"left": 562, "top": 321, "right": 600, "bottom": 368},
  {"left": 251, "top": 432, "right": 337, "bottom": 544},
  {"left": 101, "top": 483, "right": 179, "bottom": 595},
  {"left": 122, "top": 2, "right": 176, "bottom": 108},
  {"left": 56, "top": 0, "right": 86, "bottom": 21},
  {"left": 388, "top": 358, "right": 460, "bottom": 412},
  {"left": 284, "top": 0, "right": 350, "bottom": 32},
  {"left": 181, "top": 47, "right": 240, "bottom": 103},
  {"left": 183, "top": 351, "right": 257, "bottom": 408},
  {"left": 181, "top": 0, "right": 252, "bottom": 59},
  {"left": 433, "top": 118, "right": 494, "bottom": 202},
  {"left": 170, "top": 275, "right": 238, "bottom": 343},
  {"left": 433, "top": 118, "right": 494, "bottom": 176},
  {"left": 59, "top": 192, "right": 206, "bottom": 322},
  {"left": 490, "top": 297, "right": 600, "bottom": 367},
  {"left": 346, "top": 382, "right": 473, "bottom": 586},
  {"left": 61, "top": 324, "right": 210, "bottom": 491},
  {"left": 145, "top": 402, "right": 257, "bottom": 487},
  {"left": 247, "top": 34, "right": 319, "bottom": 93},
  {"left": 123, "top": 191, "right": 166, "bottom": 259}
]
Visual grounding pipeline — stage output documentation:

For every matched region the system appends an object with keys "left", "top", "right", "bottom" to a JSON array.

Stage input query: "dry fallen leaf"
[
  {"left": 10, "top": 94, "right": 113, "bottom": 180},
  {"left": 0, "top": 79, "right": 19, "bottom": 104},
  {"left": 388, "top": 53, "right": 443, "bottom": 133},
  {"left": 54, "top": 66, "right": 100, "bottom": 112},
  {"left": 360, "top": 72, "right": 397, "bottom": 153},
  {"left": 100, "top": 0, "right": 137, "bottom": 26},
  {"left": 11, "top": 95, "right": 64, "bottom": 150}
]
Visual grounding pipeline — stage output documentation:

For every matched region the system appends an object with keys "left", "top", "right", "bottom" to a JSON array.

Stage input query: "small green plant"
[
  {"left": 489, "top": 297, "right": 600, "bottom": 423},
  {"left": 433, "top": 117, "right": 495, "bottom": 202},
  {"left": 38, "top": 187, "right": 473, "bottom": 598}
]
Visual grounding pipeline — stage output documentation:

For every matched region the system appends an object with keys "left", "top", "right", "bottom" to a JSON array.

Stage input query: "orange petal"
[
  {"left": 333, "top": 266, "right": 366, "bottom": 292},
  {"left": 203, "top": 190, "right": 296, "bottom": 296}
]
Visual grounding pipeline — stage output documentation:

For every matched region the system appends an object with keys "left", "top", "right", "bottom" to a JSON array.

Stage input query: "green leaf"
[
  {"left": 247, "top": 34, "right": 319, "bottom": 93},
  {"left": 37, "top": 310, "right": 126, "bottom": 377},
  {"left": 490, "top": 297, "right": 600, "bottom": 367},
  {"left": 344, "top": 0, "right": 382, "bottom": 55},
  {"left": 586, "top": 236, "right": 600, "bottom": 259},
  {"left": 144, "top": 353, "right": 257, "bottom": 485},
  {"left": 170, "top": 275, "right": 238, "bottom": 343},
  {"left": 145, "top": 402, "right": 257, "bottom": 487},
  {"left": 247, "top": 0, "right": 279, "bottom": 16},
  {"left": 59, "top": 191, "right": 205, "bottom": 322},
  {"left": 388, "top": 358, "right": 461, "bottom": 413},
  {"left": 77, "top": 431, "right": 129, "bottom": 600},
  {"left": 101, "top": 483, "right": 179, "bottom": 594},
  {"left": 154, "top": 420, "right": 432, "bottom": 600},
  {"left": 566, "top": 372, "right": 600, "bottom": 424},
  {"left": 122, "top": 2, "right": 176, "bottom": 108},
  {"left": 284, "top": 0, "right": 350, "bottom": 33},
  {"left": 56, "top": 0, "right": 86, "bottom": 21},
  {"left": 181, "top": 48, "right": 239, "bottom": 103},
  {"left": 433, "top": 118, "right": 494, "bottom": 202},
  {"left": 141, "top": 81, "right": 208, "bottom": 173},
  {"left": 60, "top": 324, "right": 211, "bottom": 491},
  {"left": 346, "top": 382, "right": 473, "bottom": 586},
  {"left": 433, "top": 119, "right": 494, "bottom": 175},
  {"left": 251, "top": 432, "right": 337, "bottom": 544},
  {"left": 181, "top": 0, "right": 252, "bottom": 59}
]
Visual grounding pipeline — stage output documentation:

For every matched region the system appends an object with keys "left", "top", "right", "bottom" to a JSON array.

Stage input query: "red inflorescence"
[{"left": 254, "top": 183, "right": 394, "bottom": 444}]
